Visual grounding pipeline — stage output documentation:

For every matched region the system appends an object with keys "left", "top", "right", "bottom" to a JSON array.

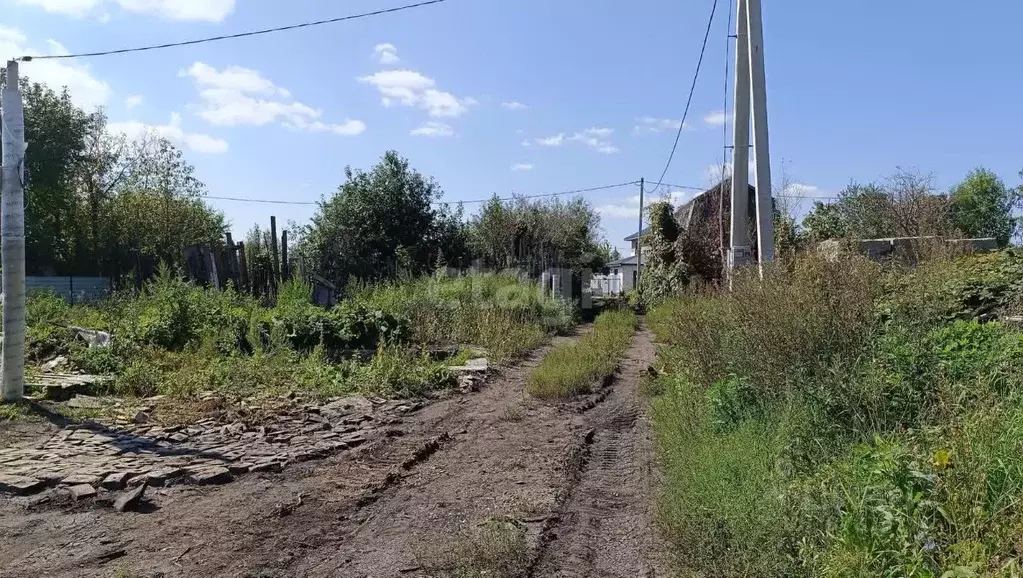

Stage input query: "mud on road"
[{"left": 0, "top": 325, "right": 664, "bottom": 578}]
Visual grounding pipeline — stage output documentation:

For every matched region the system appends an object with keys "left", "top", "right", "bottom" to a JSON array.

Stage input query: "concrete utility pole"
[
  {"left": 2, "top": 60, "right": 27, "bottom": 402},
  {"left": 636, "top": 177, "right": 644, "bottom": 292},
  {"left": 747, "top": 0, "right": 775, "bottom": 268},
  {"left": 728, "top": 0, "right": 752, "bottom": 272},
  {"left": 728, "top": 0, "right": 775, "bottom": 276}
]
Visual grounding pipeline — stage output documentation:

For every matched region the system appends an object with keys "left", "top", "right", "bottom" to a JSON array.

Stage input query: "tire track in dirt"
[
  {"left": 0, "top": 323, "right": 668, "bottom": 578},
  {"left": 294, "top": 330, "right": 593, "bottom": 577},
  {"left": 0, "top": 331, "right": 588, "bottom": 578},
  {"left": 529, "top": 325, "right": 665, "bottom": 578}
]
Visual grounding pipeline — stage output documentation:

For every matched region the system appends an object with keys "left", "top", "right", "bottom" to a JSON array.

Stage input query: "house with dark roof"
[{"left": 591, "top": 179, "right": 759, "bottom": 294}]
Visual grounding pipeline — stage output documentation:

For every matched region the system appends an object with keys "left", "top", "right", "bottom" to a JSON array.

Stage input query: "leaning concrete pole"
[
  {"left": 2, "top": 60, "right": 27, "bottom": 402},
  {"left": 747, "top": 0, "right": 776, "bottom": 269},
  {"left": 728, "top": 0, "right": 752, "bottom": 274}
]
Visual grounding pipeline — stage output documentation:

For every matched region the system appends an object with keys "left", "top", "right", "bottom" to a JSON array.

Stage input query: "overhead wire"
[
  {"left": 647, "top": 0, "right": 720, "bottom": 195},
  {"left": 640, "top": 180, "right": 705, "bottom": 192},
  {"left": 18, "top": 0, "right": 448, "bottom": 61},
  {"left": 203, "top": 181, "right": 641, "bottom": 207}
]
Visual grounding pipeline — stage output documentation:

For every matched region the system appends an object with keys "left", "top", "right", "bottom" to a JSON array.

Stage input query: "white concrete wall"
[{"left": 591, "top": 264, "right": 638, "bottom": 295}]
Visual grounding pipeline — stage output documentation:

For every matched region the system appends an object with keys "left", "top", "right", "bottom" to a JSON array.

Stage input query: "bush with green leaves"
[
  {"left": 22, "top": 270, "right": 557, "bottom": 411},
  {"left": 648, "top": 251, "right": 1023, "bottom": 577},
  {"left": 352, "top": 272, "right": 571, "bottom": 361}
]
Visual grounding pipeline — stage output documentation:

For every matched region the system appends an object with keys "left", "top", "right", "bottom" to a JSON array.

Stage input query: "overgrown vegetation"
[
  {"left": 527, "top": 309, "right": 636, "bottom": 398},
  {"left": 25, "top": 269, "right": 570, "bottom": 420},
  {"left": 415, "top": 516, "right": 530, "bottom": 578},
  {"left": 352, "top": 273, "right": 571, "bottom": 361},
  {"left": 647, "top": 250, "right": 1023, "bottom": 577}
]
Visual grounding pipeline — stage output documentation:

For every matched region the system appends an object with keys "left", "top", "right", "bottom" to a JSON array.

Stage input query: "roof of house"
[
  {"left": 623, "top": 228, "right": 649, "bottom": 242},
  {"left": 606, "top": 255, "right": 639, "bottom": 267},
  {"left": 622, "top": 179, "right": 757, "bottom": 242}
]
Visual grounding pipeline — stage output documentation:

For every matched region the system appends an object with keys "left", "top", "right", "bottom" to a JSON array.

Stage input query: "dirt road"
[{"left": 0, "top": 325, "right": 662, "bottom": 578}]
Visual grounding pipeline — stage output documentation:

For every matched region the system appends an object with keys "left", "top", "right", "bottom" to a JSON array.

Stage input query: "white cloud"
[
  {"left": 373, "top": 43, "right": 399, "bottom": 64},
  {"left": 182, "top": 62, "right": 287, "bottom": 96},
  {"left": 18, "top": 0, "right": 234, "bottom": 21},
  {"left": 511, "top": 163, "right": 533, "bottom": 171},
  {"left": 533, "top": 128, "right": 619, "bottom": 153},
  {"left": 0, "top": 26, "right": 112, "bottom": 108},
  {"left": 124, "top": 94, "right": 143, "bottom": 109},
  {"left": 704, "top": 110, "right": 731, "bottom": 126},
  {"left": 108, "top": 112, "right": 228, "bottom": 154},
  {"left": 535, "top": 133, "right": 565, "bottom": 147},
  {"left": 634, "top": 116, "right": 684, "bottom": 134},
  {"left": 181, "top": 62, "right": 365, "bottom": 135},
  {"left": 569, "top": 127, "right": 619, "bottom": 154},
  {"left": 286, "top": 118, "right": 366, "bottom": 136},
  {"left": 501, "top": 101, "right": 529, "bottom": 111},
  {"left": 357, "top": 69, "right": 475, "bottom": 118},
  {"left": 410, "top": 121, "right": 454, "bottom": 137},
  {"left": 520, "top": 139, "right": 531, "bottom": 147},
  {"left": 597, "top": 191, "right": 696, "bottom": 219}
]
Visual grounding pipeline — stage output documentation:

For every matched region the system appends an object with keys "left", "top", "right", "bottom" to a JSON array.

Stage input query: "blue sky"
[{"left": 2, "top": 0, "right": 1022, "bottom": 255}]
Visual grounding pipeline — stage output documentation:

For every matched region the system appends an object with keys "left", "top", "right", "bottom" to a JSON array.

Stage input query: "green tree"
[
  {"left": 1, "top": 71, "right": 224, "bottom": 277},
  {"left": 949, "top": 167, "right": 1022, "bottom": 246},
  {"left": 304, "top": 151, "right": 447, "bottom": 285},
  {"left": 12, "top": 78, "right": 105, "bottom": 274},
  {"left": 802, "top": 201, "right": 845, "bottom": 243},
  {"left": 800, "top": 170, "right": 953, "bottom": 243},
  {"left": 468, "top": 195, "right": 604, "bottom": 274}
]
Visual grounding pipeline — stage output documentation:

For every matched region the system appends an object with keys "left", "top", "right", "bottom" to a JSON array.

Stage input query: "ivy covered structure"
[{"left": 638, "top": 179, "right": 759, "bottom": 298}]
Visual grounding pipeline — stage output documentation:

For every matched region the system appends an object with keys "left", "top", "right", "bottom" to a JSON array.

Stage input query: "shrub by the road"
[{"left": 649, "top": 250, "right": 1023, "bottom": 577}]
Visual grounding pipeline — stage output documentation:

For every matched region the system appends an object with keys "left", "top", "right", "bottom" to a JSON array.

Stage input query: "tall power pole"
[
  {"left": 636, "top": 177, "right": 644, "bottom": 292},
  {"left": 728, "top": 0, "right": 775, "bottom": 276},
  {"left": 747, "top": 0, "right": 775, "bottom": 268},
  {"left": 2, "top": 60, "right": 27, "bottom": 402},
  {"left": 728, "top": 0, "right": 752, "bottom": 271}
]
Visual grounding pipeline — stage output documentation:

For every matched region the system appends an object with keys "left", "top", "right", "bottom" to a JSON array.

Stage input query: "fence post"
[
  {"left": 2, "top": 60, "right": 27, "bottom": 402},
  {"left": 269, "top": 216, "right": 280, "bottom": 290},
  {"left": 237, "top": 241, "right": 249, "bottom": 292},
  {"left": 281, "top": 229, "right": 289, "bottom": 281}
]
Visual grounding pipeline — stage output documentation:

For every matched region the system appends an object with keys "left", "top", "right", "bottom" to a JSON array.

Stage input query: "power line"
[
  {"left": 445, "top": 181, "right": 641, "bottom": 204},
  {"left": 203, "top": 181, "right": 640, "bottom": 207},
  {"left": 205, "top": 195, "right": 317, "bottom": 205},
  {"left": 19, "top": 0, "right": 448, "bottom": 61},
  {"left": 647, "top": 0, "right": 719, "bottom": 195},
  {"left": 641, "top": 180, "right": 706, "bottom": 191}
]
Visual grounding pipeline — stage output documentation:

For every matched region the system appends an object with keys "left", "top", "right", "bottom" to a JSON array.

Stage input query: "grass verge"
[
  {"left": 648, "top": 250, "right": 1023, "bottom": 577},
  {"left": 415, "top": 516, "right": 530, "bottom": 578},
  {"left": 527, "top": 308, "right": 636, "bottom": 398}
]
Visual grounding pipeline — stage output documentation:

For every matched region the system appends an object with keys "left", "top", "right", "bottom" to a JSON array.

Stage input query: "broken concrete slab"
[
  {"left": 60, "top": 473, "right": 102, "bottom": 486},
  {"left": 113, "top": 481, "right": 147, "bottom": 512},
  {"left": 68, "top": 484, "right": 97, "bottom": 500},
  {"left": 137, "top": 468, "right": 185, "bottom": 487},
  {"left": 101, "top": 472, "right": 133, "bottom": 490},
  {"left": 41, "top": 355, "right": 67, "bottom": 373},
  {"left": 447, "top": 358, "right": 489, "bottom": 373},
  {"left": 0, "top": 474, "right": 45, "bottom": 496},
  {"left": 32, "top": 374, "right": 112, "bottom": 401},
  {"left": 187, "top": 466, "right": 233, "bottom": 485}
]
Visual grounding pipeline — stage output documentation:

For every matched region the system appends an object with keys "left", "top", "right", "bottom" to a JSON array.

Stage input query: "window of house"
[{"left": 613, "top": 268, "right": 618, "bottom": 275}]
